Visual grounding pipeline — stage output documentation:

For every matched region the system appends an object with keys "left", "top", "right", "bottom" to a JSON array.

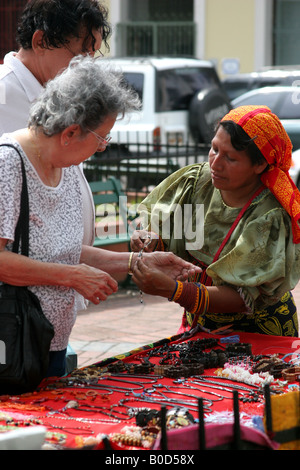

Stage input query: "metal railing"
[
  {"left": 116, "top": 21, "right": 195, "bottom": 57},
  {"left": 83, "top": 140, "right": 210, "bottom": 202}
]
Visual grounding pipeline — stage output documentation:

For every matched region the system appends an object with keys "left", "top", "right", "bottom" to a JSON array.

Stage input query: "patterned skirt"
[{"left": 185, "top": 291, "right": 298, "bottom": 337}]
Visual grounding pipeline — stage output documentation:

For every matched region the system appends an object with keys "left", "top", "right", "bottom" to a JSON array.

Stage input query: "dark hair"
[
  {"left": 16, "top": 0, "right": 111, "bottom": 52},
  {"left": 218, "top": 120, "right": 266, "bottom": 166}
]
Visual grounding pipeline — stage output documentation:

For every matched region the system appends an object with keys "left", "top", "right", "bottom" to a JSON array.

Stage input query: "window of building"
[
  {"left": 117, "top": 0, "right": 194, "bottom": 57},
  {"left": 274, "top": 0, "right": 300, "bottom": 65},
  {"left": 129, "top": 0, "right": 193, "bottom": 22}
]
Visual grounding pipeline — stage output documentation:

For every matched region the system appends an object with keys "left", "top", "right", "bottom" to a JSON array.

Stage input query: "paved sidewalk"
[
  {"left": 69, "top": 287, "right": 182, "bottom": 368},
  {"left": 69, "top": 281, "right": 300, "bottom": 369}
]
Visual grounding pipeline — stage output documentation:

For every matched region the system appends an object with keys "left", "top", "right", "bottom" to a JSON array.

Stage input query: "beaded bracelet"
[
  {"left": 169, "top": 281, "right": 210, "bottom": 326},
  {"left": 168, "top": 281, "right": 183, "bottom": 302},
  {"left": 282, "top": 366, "right": 300, "bottom": 382}
]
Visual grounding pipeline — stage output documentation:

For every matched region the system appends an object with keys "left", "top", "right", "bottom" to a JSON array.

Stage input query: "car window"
[
  {"left": 284, "top": 124, "right": 300, "bottom": 150},
  {"left": 234, "top": 92, "right": 280, "bottom": 112},
  {"left": 122, "top": 72, "right": 144, "bottom": 101},
  {"left": 233, "top": 89, "right": 300, "bottom": 119},
  {"left": 156, "top": 67, "right": 220, "bottom": 112},
  {"left": 257, "top": 79, "right": 282, "bottom": 88},
  {"left": 223, "top": 77, "right": 292, "bottom": 101},
  {"left": 279, "top": 91, "right": 300, "bottom": 119},
  {"left": 223, "top": 82, "right": 251, "bottom": 100}
]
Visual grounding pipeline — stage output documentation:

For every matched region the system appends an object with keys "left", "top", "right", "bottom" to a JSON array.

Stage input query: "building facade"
[
  {"left": 108, "top": 0, "right": 300, "bottom": 77},
  {"left": 1, "top": 0, "right": 300, "bottom": 78}
]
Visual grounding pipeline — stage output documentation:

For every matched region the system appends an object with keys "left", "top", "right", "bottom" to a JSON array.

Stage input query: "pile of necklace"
[{"left": 0, "top": 336, "right": 297, "bottom": 450}]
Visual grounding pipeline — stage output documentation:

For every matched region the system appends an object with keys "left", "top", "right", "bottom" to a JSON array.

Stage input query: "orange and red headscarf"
[{"left": 221, "top": 105, "right": 300, "bottom": 244}]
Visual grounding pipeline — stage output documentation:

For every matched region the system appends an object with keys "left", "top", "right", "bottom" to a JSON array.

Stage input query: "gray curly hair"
[{"left": 28, "top": 55, "right": 141, "bottom": 135}]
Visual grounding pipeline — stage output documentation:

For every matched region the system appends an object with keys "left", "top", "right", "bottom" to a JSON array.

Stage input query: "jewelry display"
[
  {"left": 282, "top": 367, "right": 300, "bottom": 382},
  {"left": 217, "top": 364, "right": 274, "bottom": 387},
  {"left": 225, "top": 343, "right": 252, "bottom": 356},
  {"left": 0, "top": 331, "right": 299, "bottom": 450},
  {"left": 109, "top": 407, "right": 195, "bottom": 449}
]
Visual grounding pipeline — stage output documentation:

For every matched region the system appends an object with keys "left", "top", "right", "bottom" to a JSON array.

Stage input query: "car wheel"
[{"left": 189, "top": 88, "right": 232, "bottom": 144}]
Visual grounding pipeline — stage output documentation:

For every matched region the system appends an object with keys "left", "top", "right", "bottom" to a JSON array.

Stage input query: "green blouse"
[{"left": 140, "top": 163, "right": 300, "bottom": 315}]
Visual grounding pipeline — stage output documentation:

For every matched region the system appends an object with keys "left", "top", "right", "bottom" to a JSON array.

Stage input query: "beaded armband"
[
  {"left": 168, "top": 281, "right": 183, "bottom": 302},
  {"left": 168, "top": 281, "right": 209, "bottom": 320}
]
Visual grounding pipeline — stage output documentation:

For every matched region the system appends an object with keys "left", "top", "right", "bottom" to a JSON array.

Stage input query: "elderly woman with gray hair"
[{"left": 0, "top": 56, "right": 200, "bottom": 377}]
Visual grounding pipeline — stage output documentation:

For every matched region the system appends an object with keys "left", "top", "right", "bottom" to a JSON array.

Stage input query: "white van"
[{"left": 103, "top": 56, "right": 231, "bottom": 155}]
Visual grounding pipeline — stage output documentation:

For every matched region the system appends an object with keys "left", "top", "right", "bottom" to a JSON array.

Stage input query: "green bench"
[{"left": 89, "top": 177, "right": 133, "bottom": 248}]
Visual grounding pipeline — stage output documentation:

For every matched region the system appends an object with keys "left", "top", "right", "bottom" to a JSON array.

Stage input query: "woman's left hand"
[
  {"left": 144, "top": 251, "right": 201, "bottom": 280},
  {"left": 131, "top": 251, "right": 201, "bottom": 298}
]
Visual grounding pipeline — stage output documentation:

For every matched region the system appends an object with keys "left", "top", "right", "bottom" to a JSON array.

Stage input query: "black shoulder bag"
[{"left": 0, "top": 144, "right": 54, "bottom": 395}]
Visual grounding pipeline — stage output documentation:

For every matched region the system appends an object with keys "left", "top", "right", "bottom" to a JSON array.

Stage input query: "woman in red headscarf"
[{"left": 130, "top": 105, "right": 300, "bottom": 337}]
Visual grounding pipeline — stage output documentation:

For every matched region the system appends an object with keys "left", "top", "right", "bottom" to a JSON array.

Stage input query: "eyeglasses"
[
  {"left": 65, "top": 44, "right": 104, "bottom": 58},
  {"left": 87, "top": 128, "right": 112, "bottom": 148}
]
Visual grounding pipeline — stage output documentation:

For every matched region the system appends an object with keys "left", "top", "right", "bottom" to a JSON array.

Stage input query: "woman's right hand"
[
  {"left": 70, "top": 263, "right": 118, "bottom": 304},
  {"left": 130, "top": 229, "right": 159, "bottom": 252}
]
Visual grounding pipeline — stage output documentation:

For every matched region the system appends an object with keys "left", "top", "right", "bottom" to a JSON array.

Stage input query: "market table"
[{"left": 0, "top": 330, "right": 299, "bottom": 451}]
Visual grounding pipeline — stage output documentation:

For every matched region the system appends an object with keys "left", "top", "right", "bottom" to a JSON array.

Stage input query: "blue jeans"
[{"left": 46, "top": 349, "right": 67, "bottom": 377}]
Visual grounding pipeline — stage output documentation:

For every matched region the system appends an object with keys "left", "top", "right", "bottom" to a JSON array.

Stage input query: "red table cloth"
[{"left": 0, "top": 331, "right": 298, "bottom": 450}]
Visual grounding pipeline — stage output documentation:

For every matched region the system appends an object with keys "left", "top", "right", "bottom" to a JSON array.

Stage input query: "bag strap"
[{"left": 0, "top": 144, "right": 29, "bottom": 257}]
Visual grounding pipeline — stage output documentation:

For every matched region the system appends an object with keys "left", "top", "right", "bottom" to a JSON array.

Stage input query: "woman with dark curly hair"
[
  {"left": 0, "top": 0, "right": 111, "bottom": 247},
  {"left": 15, "top": 0, "right": 111, "bottom": 53}
]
